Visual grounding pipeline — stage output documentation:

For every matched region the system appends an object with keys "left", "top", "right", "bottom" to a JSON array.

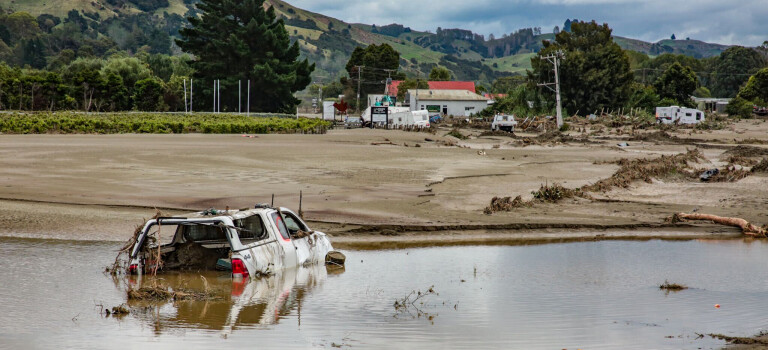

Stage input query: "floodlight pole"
[
  {"left": 190, "top": 79, "right": 193, "bottom": 113},
  {"left": 238, "top": 80, "right": 241, "bottom": 114},
  {"left": 247, "top": 80, "right": 250, "bottom": 117},
  {"left": 183, "top": 79, "right": 188, "bottom": 113}
]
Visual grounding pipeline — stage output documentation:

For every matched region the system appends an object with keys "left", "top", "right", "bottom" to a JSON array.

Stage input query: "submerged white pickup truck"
[{"left": 128, "top": 205, "right": 338, "bottom": 278}]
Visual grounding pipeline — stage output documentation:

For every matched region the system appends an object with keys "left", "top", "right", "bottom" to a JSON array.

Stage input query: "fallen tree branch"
[{"left": 674, "top": 213, "right": 767, "bottom": 237}]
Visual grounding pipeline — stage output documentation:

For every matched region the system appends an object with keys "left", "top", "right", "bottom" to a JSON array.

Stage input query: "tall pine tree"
[{"left": 177, "top": 0, "right": 314, "bottom": 113}]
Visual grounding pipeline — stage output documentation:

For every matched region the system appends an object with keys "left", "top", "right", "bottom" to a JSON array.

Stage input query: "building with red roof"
[{"left": 388, "top": 80, "right": 476, "bottom": 98}]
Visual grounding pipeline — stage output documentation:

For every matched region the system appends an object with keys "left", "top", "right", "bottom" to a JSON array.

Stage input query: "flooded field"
[{"left": 2, "top": 237, "right": 768, "bottom": 349}]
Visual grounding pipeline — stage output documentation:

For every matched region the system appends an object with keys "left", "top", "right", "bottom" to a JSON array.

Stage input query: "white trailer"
[
  {"left": 389, "top": 109, "right": 430, "bottom": 128},
  {"left": 656, "top": 106, "right": 705, "bottom": 125}
]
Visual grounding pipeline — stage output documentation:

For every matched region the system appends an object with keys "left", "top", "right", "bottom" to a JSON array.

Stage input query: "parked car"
[
  {"left": 491, "top": 114, "right": 518, "bottom": 132},
  {"left": 128, "top": 206, "right": 338, "bottom": 278},
  {"left": 344, "top": 116, "right": 362, "bottom": 129}
]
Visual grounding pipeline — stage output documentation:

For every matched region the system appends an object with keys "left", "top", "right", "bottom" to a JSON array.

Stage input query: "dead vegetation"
[
  {"left": 725, "top": 155, "right": 759, "bottom": 167},
  {"left": 126, "top": 284, "right": 220, "bottom": 302},
  {"left": 659, "top": 280, "right": 688, "bottom": 292},
  {"left": 708, "top": 333, "right": 768, "bottom": 346},
  {"left": 107, "top": 210, "right": 164, "bottom": 276},
  {"left": 630, "top": 131, "right": 690, "bottom": 144},
  {"left": 724, "top": 145, "right": 768, "bottom": 158},
  {"left": 582, "top": 149, "right": 703, "bottom": 192},
  {"left": 484, "top": 195, "right": 529, "bottom": 214},
  {"left": 484, "top": 183, "right": 582, "bottom": 214},
  {"left": 393, "top": 285, "right": 439, "bottom": 321},
  {"left": 752, "top": 158, "right": 768, "bottom": 173},
  {"left": 708, "top": 166, "right": 752, "bottom": 183}
]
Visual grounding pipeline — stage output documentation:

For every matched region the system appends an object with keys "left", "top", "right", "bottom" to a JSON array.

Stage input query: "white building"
[{"left": 408, "top": 89, "right": 490, "bottom": 117}]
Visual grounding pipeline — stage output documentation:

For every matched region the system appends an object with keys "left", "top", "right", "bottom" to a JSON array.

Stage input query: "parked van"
[{"left": 656, "top": 106, "right": 705, "bottom": 125}]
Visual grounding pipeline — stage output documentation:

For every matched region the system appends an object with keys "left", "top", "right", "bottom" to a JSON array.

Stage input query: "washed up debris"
[
  {"left": 126, "top": 285, "right": 219, "bottom": 302},
  {"left": 445, "top": 129, "right": 467, "bottom": 140},
  {"left": 325, "top": 251, "right": 346, "bottom": 267},
  {"left": 659, "top": 280, "right": 688, "bottom": 292},
  {"left": 671, "top": 213, "right": 767, "bottom": 237},
  {"left": 708, "top": 166, "right": 751, "bottom": 182},
  {"left": 617, "top": 142, "right": 629, "bottom": 147},
  {"left": 723, "top": 145, "right": 768, "bottom": 158},
  {"left": 484, "top": 183, "right": 581, "bottom": 213},
  {"left": 753, "top": 158, "right": 768, "bottom": 173},
  {"left": 582, "top": 149, "right": 703, "bottom": 192},
  {"left": 700, "top": 168, "right": 719, "bottom": 182},
  {"left": 393, "top": 285, "right": 438, "bottom": 320},
  {"left": 725, "top": 155, "right": 759, "bottom": 167},
  {"left": 629, "top": 131, "right": 689, "bottom": 144},
  {"left": 708, "top": 333, "right": 768, "bottom": 346},
  {"left": 484, "top": 195, "right": 529, "bottom": 214},
  {"left": 105, "top": 304, "right": 130, "bottom": 317}
]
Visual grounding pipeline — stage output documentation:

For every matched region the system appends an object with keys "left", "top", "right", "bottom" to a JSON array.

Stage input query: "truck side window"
[
  {"left": 235, "top": 215, "right": 267, "bottom": 241},
  {"left": 282, "top": 212, "right": 306, "bottom": 234},
  {"left": 270, "top": 212, "right": 291, "bottom": 240}
]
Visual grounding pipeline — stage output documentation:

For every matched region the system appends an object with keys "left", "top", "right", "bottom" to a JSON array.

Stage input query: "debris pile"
[
  {"left": 484, "top": 195, "right": 529, "bottom": 214},
  {"left": 127, "top": 285, "right": 219, "bottom": 302},
  {"left": 752, "top": 158, "right": 768, "bottom": 173},
  {"left": 659, "top": 280, "right": 688, "bottom": 291},
  {"left": 484, "top": 183, "right": 581, "bottom": 213},
  {"left": 708, "top": 166, "right": 752, "bottom": 183},
  {"left": 582, "top": 149, "right": 703, "bottom": 192}
]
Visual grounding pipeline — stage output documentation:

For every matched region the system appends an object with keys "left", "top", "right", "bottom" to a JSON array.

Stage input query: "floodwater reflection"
[{"left": 122, "top": 264, "right": 341, "bottom": 335}]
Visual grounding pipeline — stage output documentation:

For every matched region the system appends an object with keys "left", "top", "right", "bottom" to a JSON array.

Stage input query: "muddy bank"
[{"left": 0, "top": 123, "right": 766, "bottom": 244}]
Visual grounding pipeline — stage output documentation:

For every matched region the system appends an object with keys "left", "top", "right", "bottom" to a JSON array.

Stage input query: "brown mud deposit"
[{"left": 0, "top": 120, "right": 766, "bottom": 246}]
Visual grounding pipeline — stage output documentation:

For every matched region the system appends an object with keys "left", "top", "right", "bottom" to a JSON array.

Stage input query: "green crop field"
[{"left": 0, "top": 112, "right": 332, "bottom": 134}]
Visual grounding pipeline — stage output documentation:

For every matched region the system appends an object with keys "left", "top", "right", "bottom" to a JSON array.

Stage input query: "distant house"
[
  {"left": 408, "top": 89, "right": 489, "bottom": 117},
  {"left": 389, "top": 81, "right": 476, "bottom": 99},
  {"left": 691, "top": 97, "right": 731, "bottom": 114},
  {"left": 483, "top": 93, "right": 508, "bottom": 103}
]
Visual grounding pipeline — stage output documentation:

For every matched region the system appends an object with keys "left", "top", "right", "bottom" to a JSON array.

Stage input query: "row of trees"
[
  {"left": 0, "top": 0, "right": 314, "bottom": 113},
  {"left": 485, "top": 21, "right": 768, "bottom": 118},
  {"left": 0, "top": 54, "right": 192, "bottom": 112}
]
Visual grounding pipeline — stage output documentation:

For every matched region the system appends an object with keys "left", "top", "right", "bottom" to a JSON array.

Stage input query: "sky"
[{"left": 287, "top": 0, "right": 768, "bottom": 46}]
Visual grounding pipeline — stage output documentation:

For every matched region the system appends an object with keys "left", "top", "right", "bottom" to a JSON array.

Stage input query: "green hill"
[{"left": 0, "top": 0, "right": 734, "bottom": 85}]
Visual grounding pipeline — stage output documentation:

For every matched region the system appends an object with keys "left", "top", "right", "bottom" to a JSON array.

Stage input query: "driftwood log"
[{"left": 675, "top": 213, "right": 767, "bottom": 237}]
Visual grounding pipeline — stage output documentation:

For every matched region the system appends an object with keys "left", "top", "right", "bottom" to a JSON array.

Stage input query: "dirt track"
[{"left": 1, "top": 119, "right": 766, "bottom": 246}]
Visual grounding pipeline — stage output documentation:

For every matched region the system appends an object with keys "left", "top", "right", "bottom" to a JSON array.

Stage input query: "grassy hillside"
[{"left": 3, "top": 0, "right": 733, "bottom": 85}]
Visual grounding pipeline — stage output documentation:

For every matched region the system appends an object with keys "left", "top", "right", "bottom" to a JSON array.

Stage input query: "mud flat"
[{"left": 0, "top": 120, "right": 766, "bottom": 243}]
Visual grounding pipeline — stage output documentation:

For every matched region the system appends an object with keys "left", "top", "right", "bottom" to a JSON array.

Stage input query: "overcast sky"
[{"left": 288, "top": 0, "right": 767, "bottom": 46}]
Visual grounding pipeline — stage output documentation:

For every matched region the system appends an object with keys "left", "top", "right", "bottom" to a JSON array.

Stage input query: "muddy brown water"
[{"left": 2, "top": 237, "right": 768, "bottom": 349}]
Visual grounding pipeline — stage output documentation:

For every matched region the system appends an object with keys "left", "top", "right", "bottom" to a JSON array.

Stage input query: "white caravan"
[
  {"left": 655, "top": 106, "right": 705, "bottom": 125},
  {"left": 390, "top": 109, "right": 430, "bottom": 128}
]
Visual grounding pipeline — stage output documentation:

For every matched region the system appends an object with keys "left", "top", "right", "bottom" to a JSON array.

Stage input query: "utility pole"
[
  {"left": 213, "top": 80, "right": 216, "bottom": 113},
  {"left": 247, "top": 80, "right": 250, "bottom": 117},
  {"left": 355, "top": 65, "right": 363, "bottom": 115},
  {"left": 238, "top": 80, "right": 241, "bottom": 114},
  {"left": 183, "top": 79, "right": 188, "bottom": 113},
  {"left": 537, "top": 50, "right": 565, "bottom": 128},
  {"left": 190, "top": 79, "right": 193, "bottom": 113}
]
